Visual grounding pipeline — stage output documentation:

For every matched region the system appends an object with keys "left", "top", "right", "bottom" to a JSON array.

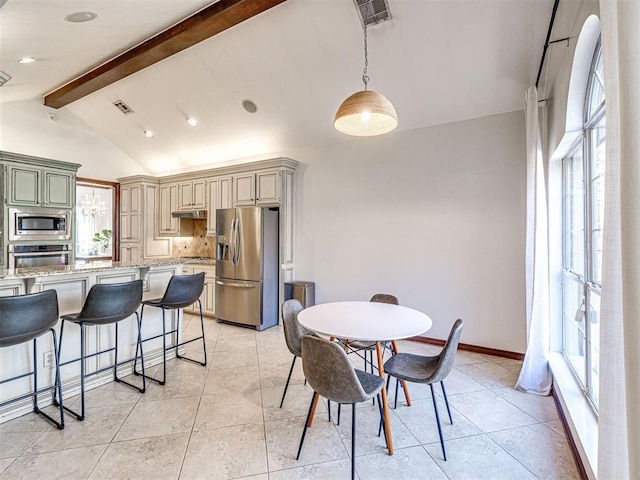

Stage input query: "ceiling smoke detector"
[
  {"left": 354, "top": 0, "right": 392, "bottom": 27},
  {"left": 113, "top": 100, "right": 134, "bottom": 115}
]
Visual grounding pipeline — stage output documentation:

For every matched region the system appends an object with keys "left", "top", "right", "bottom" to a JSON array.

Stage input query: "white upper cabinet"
[
  {"left": 117, "top": 177, "right": 171, "bottom": 259},
  {"left": 120, "top": 184, "right": 142, "bottom": 242},
  {"left": 232, "top": 169, "right": 281, "bottom": 207},
  {"left": 158, "top": 184, "right": 180, "bottom": 236},
  {"left": 256, "top": 170, "right": 281, "bottom": 205},
  {"left": 206, "top": 176, "right": 232, "bottom": 235},
  {"left": 232, "top": 173, "right": 256, "bottom": 206},
  {"left": 178, "top": 179, "right": 206, "bottom": 210}
]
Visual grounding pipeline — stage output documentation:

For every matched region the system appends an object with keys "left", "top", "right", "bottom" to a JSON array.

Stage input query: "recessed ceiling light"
[
  {"left": 143, "top": 130, "right": 154, "bottom": 138},
  {"left": 242, "top": 99, "right": 258, "bottom": 113},
  {"left": 65, "top": 11, "right": 97, "bottom": 23},
  {"left": 17, "top": 57, "right": 36, "bottom": 64},
  {"left": 186, "top": 117, "right": 198, "bottom": 127}
]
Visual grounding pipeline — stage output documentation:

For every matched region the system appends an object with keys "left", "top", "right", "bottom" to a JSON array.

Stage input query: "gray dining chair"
[
  {"left": 280, "top": 298, "right": 310, "bottom": 408},
  {"left": 346, "top": 293, "right": 399, "bottom": 373},
  {"left": 297, "top": 335, "right": 386, "bottom": 480},
  {"left": 383, "top": 318, "right": 463, "bottom": 461}
]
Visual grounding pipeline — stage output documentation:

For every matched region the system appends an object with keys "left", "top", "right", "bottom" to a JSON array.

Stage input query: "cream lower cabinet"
[
  {"left": 120, "top": 243, "right": 141, "bottom": 263},
  {"left": 182, "top": 264, "right": 216, "bottom": 317}
]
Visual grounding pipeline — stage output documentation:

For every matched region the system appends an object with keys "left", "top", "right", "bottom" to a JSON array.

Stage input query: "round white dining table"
[
  {"left": 297, "top": 301, "right": 432, "bottom": 341},
  {"left": 297, "top": 301, "right": 432, "bottom": 456}
]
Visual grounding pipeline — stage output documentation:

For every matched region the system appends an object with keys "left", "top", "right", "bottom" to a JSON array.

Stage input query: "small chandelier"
[
  {"left": 334, "top": 2, "right": 398, "bottom": 136},
  {"left": 80, "top": 189, "right": 107, "bottom": 217}
]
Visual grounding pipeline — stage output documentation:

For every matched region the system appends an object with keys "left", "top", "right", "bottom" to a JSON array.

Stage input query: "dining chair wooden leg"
[
  {"left": 297, "top": 391, "right": 318, "bottom": 460},
  {"left": 391, "top": 340, "right": 412, "bottom": 407},
  {"left": 375, "top": 341, "right": 394, "bottom": 455},
  {"left": 306, "top": 389, "right": 321, "bottom": 428}
]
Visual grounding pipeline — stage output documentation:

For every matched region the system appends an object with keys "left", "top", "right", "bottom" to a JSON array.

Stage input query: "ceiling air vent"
[
  {"left": 0, "top": 69, "right": 12, "bottom": 87},
  {"left": 113, "top": 100, "right": 134, "bottom": 115},
  {"left": 354, "top": 0, "right": 391, "bottom": 27}
]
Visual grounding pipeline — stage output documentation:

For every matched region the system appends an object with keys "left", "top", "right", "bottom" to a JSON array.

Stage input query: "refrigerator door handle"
[
  {"left": 216, "top": 280, "right": 257, "bottom": 288},
  {"left": 230, "top": 218, "right": 237, "bottom": 265},
  {"left": 233, "top": 217, "right": 241, "bottom": 266}
]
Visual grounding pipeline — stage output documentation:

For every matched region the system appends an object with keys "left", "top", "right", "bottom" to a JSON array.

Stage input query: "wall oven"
[
  {"left": 9, "top": 208, "right": 71, "bottom": 242},
  {"left": 8, "top": 244, "right": 71, "bottom": 269}
]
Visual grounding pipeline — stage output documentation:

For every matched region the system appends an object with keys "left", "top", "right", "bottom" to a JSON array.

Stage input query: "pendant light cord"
[{"left": 362, "top": 1, "right": 370, "bottom": 90}]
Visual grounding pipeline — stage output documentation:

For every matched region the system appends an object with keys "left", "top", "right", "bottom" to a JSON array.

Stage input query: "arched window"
[{"left": 561, "top": 38, "right": 605, "bottom": 410}]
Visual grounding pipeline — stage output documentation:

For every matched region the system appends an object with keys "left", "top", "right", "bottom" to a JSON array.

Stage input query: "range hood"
[{"left": 171, "top": 210, "right": 207, "bottom": 219}]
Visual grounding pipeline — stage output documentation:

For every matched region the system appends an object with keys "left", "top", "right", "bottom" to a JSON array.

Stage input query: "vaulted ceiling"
[{"left": 0, "top": 0, "right": 554, "bottom": 175}]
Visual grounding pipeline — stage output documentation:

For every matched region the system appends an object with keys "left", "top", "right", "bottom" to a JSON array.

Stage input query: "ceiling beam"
[{"left": 44, "top": 0, "right": 287, "bottom": 109}]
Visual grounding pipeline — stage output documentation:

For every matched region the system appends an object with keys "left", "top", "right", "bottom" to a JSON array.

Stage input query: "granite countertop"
[{"left": 0, "top": 257, "right": 215, "bottom": 280}]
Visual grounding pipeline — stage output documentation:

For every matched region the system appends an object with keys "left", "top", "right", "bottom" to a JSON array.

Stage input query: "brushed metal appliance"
[
  {"left": 215, "top": 207, "right": 278, "bottom": 330},
  {"left": 8, "top": 244, "right": 71, "bottom": 269},
  {"left": 9, "top": 207, "right": 71, "bottom": 241}
]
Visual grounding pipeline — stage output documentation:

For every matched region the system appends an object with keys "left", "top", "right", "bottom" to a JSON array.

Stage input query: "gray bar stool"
[
  {"left": 134, "top": 272, "right": 206, "bottom": 385},
  {"left": 0, "top": 290, "right": 64, "bottom": 429},
  {"left": 58, "top": 280, "right": 145, "bottom": 421}
]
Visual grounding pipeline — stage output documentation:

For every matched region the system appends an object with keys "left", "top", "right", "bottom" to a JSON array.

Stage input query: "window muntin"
[
  {"left": 563, "top": 147, "right": 584, "bottom": 276},
  {"left": 561, "top": 39, "right": 604, "bottom": 410},
  {"left": 586, "top": 47, "right": 604, "bottom": 120},
  {"left": 589, "top": 116, "right": 606, "bottom": 285}
]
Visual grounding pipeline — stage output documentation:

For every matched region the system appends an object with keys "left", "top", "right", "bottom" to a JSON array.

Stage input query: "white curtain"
[
  {"left": 515, "top": 86, "right": 552, "bottom": 395},
  {"left": 598, "top": 1, "right": 640, "bottom": 478}
]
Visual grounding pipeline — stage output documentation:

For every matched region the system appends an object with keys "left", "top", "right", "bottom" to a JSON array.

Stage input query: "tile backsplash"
[{"left": 172, "top": 220, "right": 215, "bottom": 258}]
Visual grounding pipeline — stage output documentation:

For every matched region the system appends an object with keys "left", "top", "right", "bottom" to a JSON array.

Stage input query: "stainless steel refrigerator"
[{"left": 215, "top": 207, "right": 279, "bottom": 330}]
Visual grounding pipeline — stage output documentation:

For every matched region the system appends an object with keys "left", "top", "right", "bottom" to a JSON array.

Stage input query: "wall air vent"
[
  {"left": 354, "top": 0, "right": 391, "bottom": 27},
  {"left": 113, "top": 100, "right": 134, "bottom": 115}
]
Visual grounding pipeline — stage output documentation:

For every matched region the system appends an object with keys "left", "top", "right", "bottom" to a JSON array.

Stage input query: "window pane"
[
  {"left": 563, "top": 148, "right": 584, "bottom": 275},
  {"left": 588, "top": 289, "right": 600, "bottom": 408},
  {"left": 590, "top": 117, "right": 606, "bottom": 284},
  {"left": 587, "top": 47, "right": 604, "bottom": 119},
  {"left": 563, "top": 276, "right": 586, "bottom": 385}
]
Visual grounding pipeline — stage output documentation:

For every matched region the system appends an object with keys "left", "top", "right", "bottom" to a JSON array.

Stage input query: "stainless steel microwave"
[{"left": 9, "top": 208, "right": 71, "bottom": 241}]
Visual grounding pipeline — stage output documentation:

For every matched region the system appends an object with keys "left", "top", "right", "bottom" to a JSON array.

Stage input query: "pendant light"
[{"left": 334, "top": 2, "right": 398, "bottom": 137}]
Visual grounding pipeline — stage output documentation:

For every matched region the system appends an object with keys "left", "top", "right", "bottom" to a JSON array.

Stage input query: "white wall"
[
  {"left": 0, "top": 98, "right": 527, "bottom": 352},
  {"left": 289, "top": 110, "right": 527, "bottom": 353},
  {"left": 0, "top": 100, "right": 148, "bottom": 180}
]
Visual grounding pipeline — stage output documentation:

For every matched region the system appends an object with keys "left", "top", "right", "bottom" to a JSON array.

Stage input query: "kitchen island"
[{"left": 0, "top": 258, "right": 208, "bottom": 424}]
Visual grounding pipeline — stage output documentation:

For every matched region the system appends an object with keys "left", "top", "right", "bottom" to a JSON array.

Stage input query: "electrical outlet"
[{"left": 43, "top": 351, "right": 55, "bottom": 368}]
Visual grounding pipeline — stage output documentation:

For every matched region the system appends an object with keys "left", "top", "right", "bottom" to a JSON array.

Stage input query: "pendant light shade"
[
  {"left": 334, "top": 1, "right": 397, "bottom": 137},
  {"left": 334, "top": 90, "right": 398, "bottom": 136}
]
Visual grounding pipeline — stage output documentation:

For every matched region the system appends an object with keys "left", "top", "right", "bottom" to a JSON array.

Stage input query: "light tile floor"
[{"left": 0, "top": 315, "right": 582, "bottom": 480}]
